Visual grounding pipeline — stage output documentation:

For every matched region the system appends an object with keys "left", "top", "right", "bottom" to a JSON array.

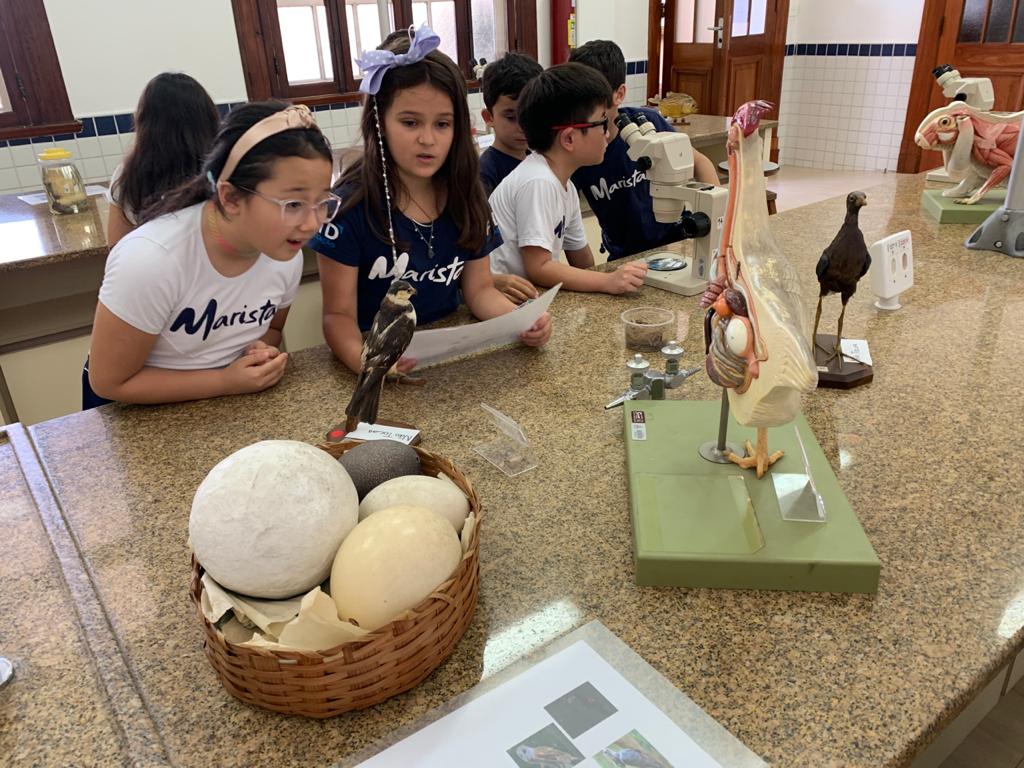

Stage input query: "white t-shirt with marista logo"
[{"left": 98, "top": 202, "right": 301, "bottom": 370}]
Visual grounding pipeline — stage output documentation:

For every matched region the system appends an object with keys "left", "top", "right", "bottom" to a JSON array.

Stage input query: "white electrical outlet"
[{"left": 869, "top": 230, "right": 913, "bottom": 310}]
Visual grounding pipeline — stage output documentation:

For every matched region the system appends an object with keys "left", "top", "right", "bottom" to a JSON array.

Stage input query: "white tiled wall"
[
  {"left": 624, "top": 72, "right": 648, "bottom": 107},
  {"left": 778, "top": 55, "right": 913, "bottom": 172}
]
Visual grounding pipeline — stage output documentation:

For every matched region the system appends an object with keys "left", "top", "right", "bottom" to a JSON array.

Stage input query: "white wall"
[
  {"left": 786, "top": 0, "right": 925, "bottom": 44},
  {"left": 537, "top": 0, "right": 552, "bottom": 67},
  {"left": 577, "top": 0, "right": 648, "bottom": 60},
  {"left": 43, "top": 0, "right": 248, "bottom": 116}
]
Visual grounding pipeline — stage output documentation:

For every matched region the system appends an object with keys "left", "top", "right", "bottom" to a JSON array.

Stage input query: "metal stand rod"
[
  {"left": 699, "top": 388, "right": 744, "bottom": 464},
  {"left": 716, "top": 388, "right": 730, "bottom": 451}
]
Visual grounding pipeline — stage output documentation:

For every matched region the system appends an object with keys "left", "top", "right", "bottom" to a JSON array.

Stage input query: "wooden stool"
[{"left": 766, "top": 189, "right": 777, "bottom": 216}]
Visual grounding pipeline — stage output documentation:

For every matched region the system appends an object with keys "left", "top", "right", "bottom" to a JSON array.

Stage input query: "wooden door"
[
  {"left": 898, "top": 0, "right": 1024, "bottom": 173},
  {"left": 655, "top": 0, "right": 788, "bottom": 117}
]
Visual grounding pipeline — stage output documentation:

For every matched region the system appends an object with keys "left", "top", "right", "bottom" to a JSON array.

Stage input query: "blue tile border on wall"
[{"left": 785, "top": 43, "right": 917, "bottom": 56}]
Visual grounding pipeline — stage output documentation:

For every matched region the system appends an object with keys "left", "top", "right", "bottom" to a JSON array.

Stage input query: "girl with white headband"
[
  {"left": 313, "top": 25, "right": 552, "bottom": 374},
  {"left": 85, "top": 101, "right": 334, "bottom": 406}
]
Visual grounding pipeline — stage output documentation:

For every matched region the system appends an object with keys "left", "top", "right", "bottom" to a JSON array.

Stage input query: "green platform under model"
[
  {"left": 920, "top": 188, "right": 1006, "bottom": 224},
  {"left": 623, "top": 401, "right": 880, "bottom": 594}
]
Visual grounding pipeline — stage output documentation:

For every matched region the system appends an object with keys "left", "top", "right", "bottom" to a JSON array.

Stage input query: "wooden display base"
[{"left": 814, "top": 334, "right": 873, "bottom": 389}]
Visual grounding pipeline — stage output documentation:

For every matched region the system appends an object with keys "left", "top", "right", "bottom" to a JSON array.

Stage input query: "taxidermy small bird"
[
  {"left": 812, "top": 191, "right": 871, "bottom": 370},
  {"left": 344, "top": 280, "right": 417, "bottom": 432}
]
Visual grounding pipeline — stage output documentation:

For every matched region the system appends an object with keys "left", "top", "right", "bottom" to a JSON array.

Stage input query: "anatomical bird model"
[
  {"left": 344, "top": 280, "right": 417, "bottom": 432},
  {"left": 915, "top": 103, "right": 1023, "bottom": 204},
  {"left": 812, "top": 191, "right": 871, "bottom": 369},
  {"left": 701, "top": 100, "right": 817, "bottom": 477}
]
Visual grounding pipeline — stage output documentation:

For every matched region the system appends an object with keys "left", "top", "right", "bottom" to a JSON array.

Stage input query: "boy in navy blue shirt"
[
  {"left": 479, "top": 52, "right": 542, "bottom": 195},
  {"left": 569, "top": 40, "right": 718, "bottom": 261}
]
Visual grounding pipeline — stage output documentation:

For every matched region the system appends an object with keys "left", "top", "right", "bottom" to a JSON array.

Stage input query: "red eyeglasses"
[{"left": 550, "top": 117, "right": 609, "bottom": 133}]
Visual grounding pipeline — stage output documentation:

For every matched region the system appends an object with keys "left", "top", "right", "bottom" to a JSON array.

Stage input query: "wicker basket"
[{"left": 189, "top": 441, "right": 482, "bottom": 718}]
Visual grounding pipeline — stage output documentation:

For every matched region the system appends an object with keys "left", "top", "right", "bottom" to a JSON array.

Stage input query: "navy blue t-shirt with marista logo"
[
  {"left": 311, "top": 193, "right": 502, "bottom": 331},
  {"left": 571, "top": 106, "right": 688, "bottom": 261}
]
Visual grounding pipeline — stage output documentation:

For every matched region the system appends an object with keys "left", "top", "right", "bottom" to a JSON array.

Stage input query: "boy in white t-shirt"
[{"left": 487, "top": 63, "right": 647, "bottom": 295}]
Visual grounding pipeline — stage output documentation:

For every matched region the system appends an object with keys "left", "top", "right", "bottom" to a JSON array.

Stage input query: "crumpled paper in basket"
[
  {"left": 460, "top": 511, "right": 477, "bottom": 554},
  {"left": 201, "top": 573, "right": 370, "bottom": 652}
]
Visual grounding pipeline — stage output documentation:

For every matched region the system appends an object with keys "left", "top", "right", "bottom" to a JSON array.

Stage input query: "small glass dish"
[{"left": 621, "top": 307, "right": 675, "bottom": 351}]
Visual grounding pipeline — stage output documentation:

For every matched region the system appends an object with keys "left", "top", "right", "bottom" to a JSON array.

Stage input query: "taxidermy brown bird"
[
  {"left": 812, "top": 191, "right": 871, "bottom": 370},
  {"left": 344, "top": 280, "right": 417, "bottom": 432}
]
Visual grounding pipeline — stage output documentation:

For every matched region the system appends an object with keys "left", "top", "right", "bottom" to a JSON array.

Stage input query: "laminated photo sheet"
[
  {"left": 343, "top": 621, "right": 765, "bottom": 768},
  {"left": 404, "top": 284, "right": 560, "bottom": 369}
]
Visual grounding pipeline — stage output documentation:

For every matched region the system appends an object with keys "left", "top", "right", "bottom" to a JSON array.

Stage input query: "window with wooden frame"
[
  {"left": 0, "top": 0, "right": 79, "bottom": 139},
  {"left": 231, "top": 0, "right": 536, "bottom": 104}
]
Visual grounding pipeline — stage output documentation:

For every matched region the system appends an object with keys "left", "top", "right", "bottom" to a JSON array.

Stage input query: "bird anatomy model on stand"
[
  {"left": 701, "top": 101, "right": 817, "bottom": 478},
  {"left": 343, "top": 280, "right": 417, "bottom": 432},
  {"left": 811, "top": 191, "right": 873, "bottom": 388}
]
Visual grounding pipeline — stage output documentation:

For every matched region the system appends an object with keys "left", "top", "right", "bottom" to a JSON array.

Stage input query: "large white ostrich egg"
[
  {"left": 331, "top": 505, "right": 461, "bottom": 631},
  {"left": 190, "top": 440, "right": 358, "bottom": 599}
]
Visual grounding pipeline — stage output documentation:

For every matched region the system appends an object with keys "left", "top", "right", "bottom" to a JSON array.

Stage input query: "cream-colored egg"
[
  {"left": 358, "top": 475, "right": 470, "bottom": 531},
  {"left": 190, "top": 440, "right": 358, "bottom": 599},
  {"left": 725, "top": 318, "right": 749, "bottom": 355},
  {"left": 331, "top": 505, "right": 461, "bottom": 631}
]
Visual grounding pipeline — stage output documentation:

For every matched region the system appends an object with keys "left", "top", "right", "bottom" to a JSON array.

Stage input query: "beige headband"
[{"left": 217, "top": 104, "right": 319, "bottom": 185}]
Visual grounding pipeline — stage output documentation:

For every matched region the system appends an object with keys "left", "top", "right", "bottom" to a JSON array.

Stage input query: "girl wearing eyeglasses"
[
  {"left": 85, "top": 101, "right": 334, "bottom": 406},
  {"left": 312, "top": 26, "right": 552, "bottom": 375}
]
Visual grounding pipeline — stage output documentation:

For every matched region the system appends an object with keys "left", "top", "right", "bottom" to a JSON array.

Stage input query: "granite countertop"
[
  {"left": 0, "top": 189, "right": 110, "bottom": 272},
  {"left": 11, "top": 172, "right": 1024, "bottom": 767}
]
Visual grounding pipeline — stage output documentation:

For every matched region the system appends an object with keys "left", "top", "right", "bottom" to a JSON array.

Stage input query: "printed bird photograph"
[
  {"left": 812, "top": 191, "right": 871, "bottom": 371},
  {"left": 507, "top": 723, "right": 584, "bottom": 768},
  {"left": 343, "top": 280, "right": 417, "bottom": 432},
  {"left": 593, "top": 729, "right": 674, "bottom": 768},
  {"left": 544, "top": 681, "right": 618, "bottom": 738}
]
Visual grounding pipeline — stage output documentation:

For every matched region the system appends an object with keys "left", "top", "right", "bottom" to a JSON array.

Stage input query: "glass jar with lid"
[{"left": 37, "top": 148, "right": 89, "bottom": 214}]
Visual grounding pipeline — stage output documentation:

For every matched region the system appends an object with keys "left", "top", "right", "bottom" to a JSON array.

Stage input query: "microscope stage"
[{"left": 643, "top": 250, "right": 708, "bottom": 296}]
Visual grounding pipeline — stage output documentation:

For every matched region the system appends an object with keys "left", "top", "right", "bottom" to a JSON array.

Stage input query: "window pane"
[
  {"left": 316, "top": 6, "right": 333, "bottom": 78},
  {"left": 985, "top": 0, "right": 1013, "bottom": 41},
  {"left": 732, "top": 0, "right": 749, "bottom": 38},
  {"left": 431, "top": 2, "right": 458, "bottom": 63},
  {"left": 0, "top": 70, "right": 11, "bottom": 113},
  {"left": 749, "top": 0, "right": 767, "bottom": 35},
  {"left": 348, "top": 1, "right": 396, "bottom": 75},
  {"left": 278, "top": 5, "right": 327, "bottom": 83},
  {"left": 675, "top": 0, "right": 695, "bottom": 44},
  {"left": 470, "top": 0, "right": 497, "bottom": 65},
  {"left": 958, "top": 0, "right": 986, "bottom": 42},
  {"left": 412, "top": 1, "right": 428, "bottom": 27},
  {"left": 695, "top": 0, "right": 715, "bottom": 44}
]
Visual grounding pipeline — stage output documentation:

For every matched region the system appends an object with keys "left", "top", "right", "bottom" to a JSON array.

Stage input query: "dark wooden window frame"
[
  {"left": 232, "top": 0, "right": 537, "bottom": 105},
  {"left": 0, "top": 0, "right": 80, "bottom": 140}
]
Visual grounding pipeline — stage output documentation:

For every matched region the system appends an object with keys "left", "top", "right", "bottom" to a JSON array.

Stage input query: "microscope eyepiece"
[
  {"left": 633, "top": 113, "right": 649, "bottom": 126},
  {"left": 614, "top": 113, "right": 634, "bottom": 131},
  {"left": 932, "top": 64, "right": 953, "bottom": 79},
  {"left": 679, "top": 212, "right": 712, "bottom": 240}
]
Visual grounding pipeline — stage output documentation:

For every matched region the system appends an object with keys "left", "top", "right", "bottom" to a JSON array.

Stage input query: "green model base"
[
  {"left": 920, "top": 188, "right": 1006, "bottom": 224},
  {"left": 623, "top": 401, "right": 880, "bottom": 594}
]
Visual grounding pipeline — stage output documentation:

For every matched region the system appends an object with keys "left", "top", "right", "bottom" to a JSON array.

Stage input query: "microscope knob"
[
  {"left": 680, "top": 212, "right": 711, "bottom": 239},
  {"left": 636, "top": 157, "right": 652, "bottom": 172}
]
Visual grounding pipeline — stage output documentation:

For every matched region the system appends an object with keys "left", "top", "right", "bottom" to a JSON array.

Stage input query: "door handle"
[{"left": 709, "top": 16, "right": 724, "bottom": 48}]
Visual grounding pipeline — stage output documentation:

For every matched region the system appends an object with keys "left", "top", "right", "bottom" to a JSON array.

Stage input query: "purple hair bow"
[{"left": 357, "top": 24, "right": 442, "bottom": 95}]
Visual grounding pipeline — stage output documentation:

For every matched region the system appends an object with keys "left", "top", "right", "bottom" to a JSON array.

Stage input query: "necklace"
[
  {"left": 410, "top": 216, "right": 435, "bottom": 260},
  {"left": 206, "top": 203, "right": 257, "bottom": 258}
]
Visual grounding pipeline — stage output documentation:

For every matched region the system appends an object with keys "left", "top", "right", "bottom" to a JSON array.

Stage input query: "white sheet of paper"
[
  {"left": 354, "top": 640, "right": 723, "bottom": 767},
  {"left": 405, "top": 284, "right": 560, "bottom": 369},
  {"left": 345, "top": 423, "right": 420, "bottom": 444},
  {"left": 17, "top": 185, "right": 108, "bottom": 205},
  {"left": 840, "top": 338, "right": 872, "bottom": 366}
]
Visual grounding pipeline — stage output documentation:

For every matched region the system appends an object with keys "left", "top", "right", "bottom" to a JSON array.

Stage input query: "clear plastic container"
[
  {"left": 37, "top": 148, "right": 88, "bottom": 215},
  {"left": 621, "top": 306, "right": 675, "bottom": 351}
]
